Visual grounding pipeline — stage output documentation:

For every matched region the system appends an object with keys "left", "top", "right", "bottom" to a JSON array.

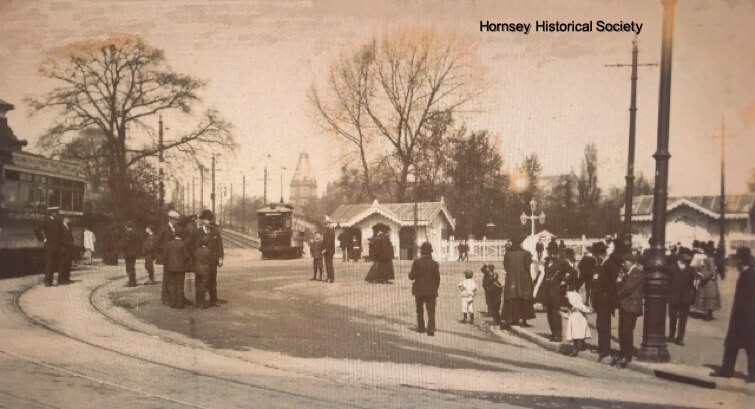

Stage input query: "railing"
[{"left": 438, "top": 239, "right": 510, "bottom": 262}]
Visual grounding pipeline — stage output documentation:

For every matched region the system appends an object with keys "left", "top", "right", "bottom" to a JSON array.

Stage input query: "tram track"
[{"left": 4, "top": 277, "right": 373, "bottom": 409}]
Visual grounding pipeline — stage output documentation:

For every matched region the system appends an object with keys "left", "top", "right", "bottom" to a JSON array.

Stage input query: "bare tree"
[
  {"left": 27, "top": 35, "right": 235, "bottom": 217},
  {"left": 310, "top": 44, "right": 375, "bottom": 199},
  {"left": 311, "top": 28, "right": 484, "bottom": 202}
]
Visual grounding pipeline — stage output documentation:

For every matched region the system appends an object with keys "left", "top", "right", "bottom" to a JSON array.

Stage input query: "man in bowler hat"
[
  {"left": 35, "top": 207, "right": 63, "bottom": 287},
  {"left": 408, "top": 242, "right": 440, "bottom": 336},
  {"left": 194, "top": 210, "right": 224, "bottom": 306}
]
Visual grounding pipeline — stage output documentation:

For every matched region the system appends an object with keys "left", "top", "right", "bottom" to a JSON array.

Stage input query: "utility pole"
[
  {"left": 230, "top": 183, "right": 233, "bottom": 228},
  {"left": 718, "top": 117, "right": 728, "bottom": 277},
  {"left": 242, "top": 174, "right": 246, "bottom": 234},
  {"left": 191, "top": 176, "right": 196, "bottom": 214},
  {"left": 211, "top": 154, "right": 216, "bottom": 215},
  {"left": 158, "top": 115, "right": 165, "bottom": 226},
  {"left": 279, "top": 166, "right": 286, "bottom": 203},
  {"left": 606, "top": 37, "right": 657, "bottom": 251},
  {"left": 199, "top": 166, "right": 204, "bottom": 210},
  {"left": 638, "top": 0, "right": 676, "bottom": 363},
  {"left": 264, "top": 166, "right": 268, "bottom": 205}
]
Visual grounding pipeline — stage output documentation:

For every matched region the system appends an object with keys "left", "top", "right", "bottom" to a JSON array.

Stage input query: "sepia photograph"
[{"left": 0, "top": 0, "right": 753, "bottom": 408}]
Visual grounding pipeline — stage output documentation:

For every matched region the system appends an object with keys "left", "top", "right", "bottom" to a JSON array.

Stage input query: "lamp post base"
[{"left": 636, "top": 343, "right": 670, "bottom": 363}]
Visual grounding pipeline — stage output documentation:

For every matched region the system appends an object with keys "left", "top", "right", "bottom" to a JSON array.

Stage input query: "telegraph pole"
[
  {"left": 279, "top": 166, "right": 286, "bottom": 203},
  {"left": 638, "top": 0, "right": 676, "bottom": 363},
  {"left": 606, "top": 37, "right": 657, "bottom": 251},
  {"left": 718, "top": 117, "right": 728, "bottom": 276},
  {"left": 199, "top": 166, "right": 204, "bottom": 210},
  {"left": 211, "top": 154, "right": 216, "bottom": 215},
  {"left": 242, "top": 174, "right": 246, "bottom": 233},
  {"left": 263, "top": 166, "right": 268, "bottom": 205},
  {"left": 230, "top": 183, "right": 233, "bottom": 228},
  {"left": 191, "top": 176, "right": 196, "bottom": 214},
  {"left": 158, "top": 115, "right": 165, "bottom": 226}
]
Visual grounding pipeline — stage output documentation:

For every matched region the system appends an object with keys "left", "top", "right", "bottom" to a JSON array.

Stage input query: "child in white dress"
[
  {"left": 565, "top": 280, "right": 592, "bottom": 356},
  {"left": 458, "top": 270, "right": 478, "bottom": 324}
]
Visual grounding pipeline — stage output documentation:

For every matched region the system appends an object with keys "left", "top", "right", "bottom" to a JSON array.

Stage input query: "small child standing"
[
  {"left": 458, "top": 270, "right": 478, "bottom": 324},
  {"left": 194, "top": 235, "right": 212, "bottom": 309},
  {"left": 565, "top": 279, "right": 592, "bottom": 356},
  {"left": 310, "top": 232, "right": 324, "bottom": 281}
]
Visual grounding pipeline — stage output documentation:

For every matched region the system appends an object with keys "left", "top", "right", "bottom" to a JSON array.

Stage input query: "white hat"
[{"left": 168, "top": 210, "right": 180, "bottom": 219}]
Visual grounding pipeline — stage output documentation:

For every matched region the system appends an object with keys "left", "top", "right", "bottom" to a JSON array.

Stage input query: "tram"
[
  {"left": 0, "top": 100, "right": 86, "bottom": 275},
  {"left": 256, "top": 202, "right": 306, "bottom": 259}
]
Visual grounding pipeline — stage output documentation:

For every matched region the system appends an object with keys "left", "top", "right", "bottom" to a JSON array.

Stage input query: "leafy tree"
[
  {"left": 27, "top": 35, "right": 235, "bottom": 219},
  {"left": 578, "top": 144, "right": 601, "bottom": 235}
]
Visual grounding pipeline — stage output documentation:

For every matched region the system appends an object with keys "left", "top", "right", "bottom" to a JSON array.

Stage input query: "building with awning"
[
  {"left": 622, "top": 194, "right": 755, "bottom": 250},
  {"left": 328, "top": 198, "right": 455, "bottom": 259}
]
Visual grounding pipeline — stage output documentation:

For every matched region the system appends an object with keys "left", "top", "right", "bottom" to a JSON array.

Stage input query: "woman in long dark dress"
[
  {"left": 365, "top": 229, "right": 395, "bottom": 283},
  {"left": 500, "top": 237, "right": 536, "bottom": 328}
]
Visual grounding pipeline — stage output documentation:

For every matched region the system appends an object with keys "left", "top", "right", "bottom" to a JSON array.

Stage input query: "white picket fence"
[{"left": 439, "top": 238, "right": 604, "bottom": 262}]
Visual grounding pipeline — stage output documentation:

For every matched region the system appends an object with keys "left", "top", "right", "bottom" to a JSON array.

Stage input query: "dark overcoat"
[
  {"left": 503, "top": 247, "right": 533, "bottom": 301},
  {"left": 408, "top": 256, "right": 440, "bottom": 297},
  {"left": 667, "top": 261, "right": 696, "bottom": 305},
  {"left": 193, "top": 225, "right": 224, "bottom": 265},
  {"left": 163, "top": 238, "right": 188, "bottom": 273},
  {"left": 578, "top": 254, "right": 597, "bottom": 283},
  {"left": 618, "top": 265, "right": 644, "bottom": 315},
  {"left": 323, "top": 228, "right": 336, "bottom": 255},
  {"left": 725, "top": 260, "right": 755, "bottom": 350},
  {"left": 121, "top": 229, "right": 142, "bottom": 258},
  {"left": 592, "top": 255, "right": 620, "bottom": 311},
  {"left": 35, "top": 216, "right": 63, "bottom": 250}
]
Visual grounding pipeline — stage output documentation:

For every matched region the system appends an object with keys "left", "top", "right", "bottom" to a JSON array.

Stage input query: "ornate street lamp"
[
  {"left": 637, "top": 0, "right": 676, "bottom": 363},
  {"left": 521, "top": 199, "right": 545, "bottom": 237}
]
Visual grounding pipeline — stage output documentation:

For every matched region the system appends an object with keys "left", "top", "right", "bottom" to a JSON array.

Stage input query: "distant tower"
[{"left": 289, "top": 152, "right": 317, "bottom": 205}]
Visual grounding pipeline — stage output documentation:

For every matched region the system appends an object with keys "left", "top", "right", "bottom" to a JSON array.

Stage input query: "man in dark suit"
[
  {"left": 542, "top": 247, "right": 567, "bottom": 342},
  {"left": 408, "top": 242, "right": 440, "bottom": 336},
  {"left": 578, "top": 246, "right": 598, "bottom": 306},
  {"left": 617, "top": 251, "right": 644, "bottom": 368},
  {"left": 667, "top": 247, "right": 697, "bottom": 346},
  {"left": 121, "top": 221, "right": 141, "bottom": 287},
  {"left": 710, "top": 247, "right": 755, "bottom": 383},
  {"left": 592, "top": 241, "right": 620, "bottom": 362},
  {"left": 58, "top": 216, "right": 75, "bottom": 284},
  {"left": 323, "top": 217, "right": 336, "bottom": 283},
  {"left": 157, "top": 210, "right": 181, "bottom": 305},
  {"left": 35, "top": 207, "right": 63, "bottom": 287},
  {"left": 195, "top": 210, "right": 224, "bottom": 306}
]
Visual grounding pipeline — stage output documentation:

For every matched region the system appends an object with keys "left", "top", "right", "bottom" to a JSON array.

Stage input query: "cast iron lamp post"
[{"left": 637, "top": 0, "right": 676, "bottom": 363}]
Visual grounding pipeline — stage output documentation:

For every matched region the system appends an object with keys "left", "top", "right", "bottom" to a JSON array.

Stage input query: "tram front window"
[{"left": 262, "top": 214, "right": 283, "bottom": 231}]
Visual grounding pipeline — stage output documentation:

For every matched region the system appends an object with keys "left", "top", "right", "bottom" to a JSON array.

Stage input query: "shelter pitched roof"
[
  {"left": 329, "top": 199, "right": 455, "bottom": 229},
  {"left": 624, "top": 194, "right": 754, "bottom": 220}
]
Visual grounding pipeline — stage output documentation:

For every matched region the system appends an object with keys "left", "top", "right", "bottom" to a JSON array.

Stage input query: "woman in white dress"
[{"left": 565, "top": 280, "right": 593, "bottom": 357}]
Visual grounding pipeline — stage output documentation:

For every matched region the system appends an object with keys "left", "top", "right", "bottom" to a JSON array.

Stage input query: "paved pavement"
[
  {"left": 0, "top": 251, "right": 751, "bottom": 408},
  {"left": 490, "top": 265, "right": 754, "bottom": 394}
]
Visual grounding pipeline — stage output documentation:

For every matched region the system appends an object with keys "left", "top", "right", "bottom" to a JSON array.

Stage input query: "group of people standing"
[
  {"left": 34, "top": 206, "right": 76, "bottom": 286},
  {"left": 309, "top": 225, "right": 335, "bottom": 282},
  {"left": 155, "top": 209, "right": 225, "bottom": 309}
]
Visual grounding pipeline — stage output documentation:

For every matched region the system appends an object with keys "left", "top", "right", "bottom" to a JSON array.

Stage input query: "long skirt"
[
  {"left": 365, "top": 261, "right": 395, "bottom": 282},
  {"left": 565, "top": 310, "right": 591, "bottom": 341},
  {"left": 694, "top": 279, "right": 721, "bottom": 312},
  {"left": 501, "top": 298, "right": 535, "bottom": 323}
]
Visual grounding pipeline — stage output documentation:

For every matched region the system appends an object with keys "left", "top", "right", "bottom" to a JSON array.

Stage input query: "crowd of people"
[
  {"left": 35, "top": 206, "right": 225, "bottom": 310},
  {"left": 402, "top": 232, "right": 753, "bottom": 380}
]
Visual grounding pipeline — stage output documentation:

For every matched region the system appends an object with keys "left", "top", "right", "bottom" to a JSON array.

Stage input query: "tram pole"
[
  {"left": 158, "top": 115, "right": 164, "bottom": 227},
  {"left": 606, "top": 37, "right": 657, "bottom": 251}
]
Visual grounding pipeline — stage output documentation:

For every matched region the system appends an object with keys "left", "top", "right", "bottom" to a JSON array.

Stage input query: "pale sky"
[{"left": 1, "top": 0, "right": 753, "bottom": 204}]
